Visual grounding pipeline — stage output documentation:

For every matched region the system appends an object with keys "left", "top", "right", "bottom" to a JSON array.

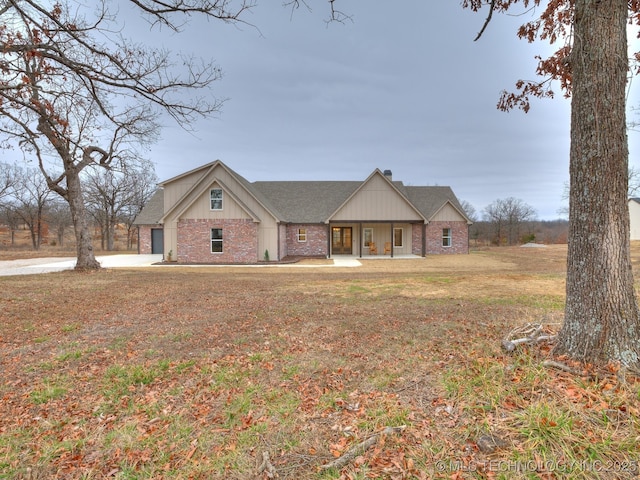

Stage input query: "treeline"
[
  {"left": 462, "top": 196, "right": 568, "bottom": 246},
  {"left": 469, "top": 219, "right": 569, "bottom": 246},
  {"left": 0, "top": 161, "right": 157, "bottom": 251}
]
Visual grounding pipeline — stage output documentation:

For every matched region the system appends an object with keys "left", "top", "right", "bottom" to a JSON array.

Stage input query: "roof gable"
[
  {"left": 405, "top": 186, "right": 472, "bottom": 224},
  {"left": 328, "top": 169, "right": 426, "bottom": 222},
  {"left": 160, "top": 161, "right": 278, "bottom": 223}
]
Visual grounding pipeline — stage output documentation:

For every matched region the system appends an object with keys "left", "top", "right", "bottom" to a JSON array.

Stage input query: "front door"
[{"left": 332, "top": 227, "right": 352, "bottom": 255}]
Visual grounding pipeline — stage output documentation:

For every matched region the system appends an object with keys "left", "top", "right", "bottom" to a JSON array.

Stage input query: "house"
[
  {"left": 630, "top": 198, "right": 640, "bottom": 240},
  {"left": 134, "top": 160, "right": 472, "bottom": 263}
]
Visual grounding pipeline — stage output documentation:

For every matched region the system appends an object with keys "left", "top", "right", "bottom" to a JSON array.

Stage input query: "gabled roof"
[
  {"left": 133, "top": 189, "right": 164, "bottom": 225},
  {"left": 326, "top": 169, "right": 427, "bottom": 222},
  {"left": 157, "top": 161, "right": 471, "bottom": 225},
  {"left": 404, "top": 186, "right": 472, "bottom": 223},
  {"left": 160, "top": 160, "right": 279, "bottom": 224}
]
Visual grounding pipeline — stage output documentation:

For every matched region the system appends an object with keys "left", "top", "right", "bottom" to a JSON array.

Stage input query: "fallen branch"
[
  {"left": 321, "top": 426, "right": 405, "bottom": 471},
  {"left": 501, "top": 323, "right": 556, "bottom": 353},
  {"left": 256, "top": 450, "right": 277, "bottom": 478}
]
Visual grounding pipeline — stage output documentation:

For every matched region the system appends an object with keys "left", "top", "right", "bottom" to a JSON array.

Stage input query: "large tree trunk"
[
  {"left": 66, "top": 169, "right": 101, "bottom": 270},
  {"left": 555, "top": 0, "right": 640, "bottom": 366}
]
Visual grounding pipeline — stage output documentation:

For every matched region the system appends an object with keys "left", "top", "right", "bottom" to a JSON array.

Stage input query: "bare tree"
[
  {"left": 0, "top": 0, "right": 252, "bottom": 269},
  {"left": 0, "top": 163, "right": 18, "bottom": 201},
  {"left": 7, "top": 166, "right": 52, "bottom": 249},
  {"left": 459, "top": 199, "right": 478, "bottom": 223},
  {"left": 119, "top": 162, "right": 159, "bottom": 250},
  {"left": 0, "top": 203, "right": 22, "bottom": 246},
  {"left": 46, "top": 198, "right": 72, "bottom": 247},
  {"left": 482, "top": 197, "right": 537, "bottom": 246},
  {"left": 629, "top": 167, "right": 640, "bottom": 198},
  {"left": 84, "top": 159, "right": 158, "bottom": 251}
]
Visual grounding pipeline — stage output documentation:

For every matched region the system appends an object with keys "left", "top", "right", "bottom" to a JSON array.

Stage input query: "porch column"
[
  {"left": 327, "top": 223, "right": 331, "bottom": 258},
  {"left": 359, "top": 222, "right": 363, "bottom": 258},
  {"left": 390, "top": 222, "right": 394, "bottom": 258},
  {"left": 422, "top": 222, "right": 427, "bottom": 257}
]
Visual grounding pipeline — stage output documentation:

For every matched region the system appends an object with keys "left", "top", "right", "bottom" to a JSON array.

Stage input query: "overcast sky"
[{"left": 131, "top": 1, "right": 640, "bottom": 220}]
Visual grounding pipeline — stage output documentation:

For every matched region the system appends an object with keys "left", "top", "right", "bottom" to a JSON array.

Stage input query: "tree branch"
[
  {"left": 320, "top": 426, "right": 405, "bottom": 471},
  {"left": 474, "top": 0, "right": 496, "bottom": 41}
]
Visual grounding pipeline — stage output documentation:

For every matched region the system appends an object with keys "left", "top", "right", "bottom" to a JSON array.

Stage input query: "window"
[
  {"left": 363, "top": 228, "right": 373, "bottom": 247},
  {"left": 442, "top": 228, "right": 452, "bottom": 247},
  {"left": 211, "top": 228, "right": 223, "bottom": 253},
  {"left": 297, "top": 228, "right": 307, "bottom": 242},
  {"left": 210, "top": 188, "right": 223, "bottom": 210},
  {"left": 393, "top": 228, "right": 403, "bottom": 247}
]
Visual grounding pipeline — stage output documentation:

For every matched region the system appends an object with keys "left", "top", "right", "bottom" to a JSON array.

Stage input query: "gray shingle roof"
[
  {"left": 133, "top": 189, "right": 164, "bottom": 225},
  {"left": 252, "top": 181, "right": 360, "bottom": 223},
  {"left": 404, "top": 186, "right": 466, "bottom": 220},
  {"left": 252, "top": 181, "right": 468, "bottom": 224},
  {"left": 153, "top": 162, "right": 470, "bottom": 225}
]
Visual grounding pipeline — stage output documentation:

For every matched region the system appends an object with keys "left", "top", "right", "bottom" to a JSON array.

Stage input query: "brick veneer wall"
[
  {"left": 411, "top": 224, "right": 423, "bottom": 256},
  {"left": 285, "top": 224, "right": 328, "bottom": 257},
  {"left": 425, "top": 221, "right": 469, "bottom": 254},
  {"left": 177, "top": 218, "right": 258, "bottom": 263},
  {"left": 137, "top": 226, "right": 152, "bottom": 254}
]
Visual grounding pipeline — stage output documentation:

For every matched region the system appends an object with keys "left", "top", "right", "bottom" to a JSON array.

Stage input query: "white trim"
[
  {"left": 210, "top": 187, "right": 223, "bottom": 211},
  {"left": 442, "top": 227, "right": 452, "bottom": 247},
  {"left": 211, "top": 228, "right": 223, "bottom": 253}
]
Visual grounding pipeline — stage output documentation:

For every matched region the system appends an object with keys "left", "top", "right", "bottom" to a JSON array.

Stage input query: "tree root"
[{"left": 542, "top": 359, "right": 578, "bottom": 374}]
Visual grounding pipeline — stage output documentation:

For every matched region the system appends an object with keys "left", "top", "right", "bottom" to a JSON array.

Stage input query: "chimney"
[{"left": 383, "top": 169, "right": 392, "bottom": 180}]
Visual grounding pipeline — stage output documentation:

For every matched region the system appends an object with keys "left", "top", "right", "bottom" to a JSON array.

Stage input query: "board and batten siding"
[
  {"left": 430, "top": 203, "right": 467, "bottom": 222},
  {"left": 182, "top": 182, "right": 249, "bottom": 220},
  {"left": 331, "top": 174, "right": 422, "bottom": 221}
]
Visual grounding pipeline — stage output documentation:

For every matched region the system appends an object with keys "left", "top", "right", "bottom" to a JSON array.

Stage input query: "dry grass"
[{"left": 1, "top": 244, "right": 639, "bottom": 479}]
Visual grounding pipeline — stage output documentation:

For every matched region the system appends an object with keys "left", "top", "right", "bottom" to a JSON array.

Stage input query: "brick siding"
[
  {"left": 425, "top": 221, "right": 469, "bottom": 254},
  {"left": 411, "top": 224, "right": 423, "bottom": 255},
  {"left": 177, "top": 218, "right": 258, "bottom": 263},
  {"left": 137, "top": 226, "right": 152, "bottom": 254},
  {"left": 285, "top": 224, "right": 328, "bottom": 257}
]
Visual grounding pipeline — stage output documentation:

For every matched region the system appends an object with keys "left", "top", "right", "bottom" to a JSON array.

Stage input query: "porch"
[{"left": 328, "top": 222, "right": 425, "bottom": 258}]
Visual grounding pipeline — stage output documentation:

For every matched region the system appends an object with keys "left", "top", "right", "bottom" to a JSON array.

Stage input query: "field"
[{"left": 1, "top": 245, "right": 640, "bottom": 479}]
